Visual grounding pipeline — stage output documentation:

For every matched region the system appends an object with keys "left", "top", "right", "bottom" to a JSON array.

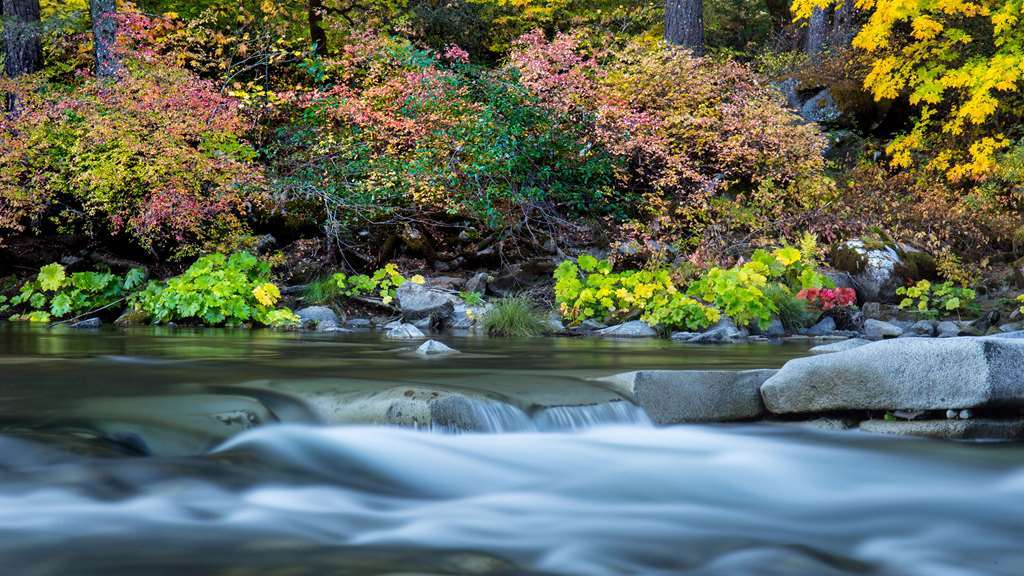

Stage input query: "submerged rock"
[
  {"left": 803, "top": 317, "right": 836, "bottom": 336},
  {"left": 416, "top": 340, "right": 459, "bottom": 356},
  {"left": 860, "top": 418, "right": 1024, "bottom": 440},
  {"left": 70, "top": 318, "right": 102, "bottom": 329},
  {"left": 761, "top": 338, "right": 1024, "bottom": 414},
  {"left": 683, "top": 318, "right": 747, "bottom": 344},
  {"left": 600, "top": 369, "right": 775, "bottom": 423},
  {"left": 386, "top": 323, "right": 425, "bottom": 339},
  {"left": 597, "top": 320, "right": 657, "bottom": 338}
]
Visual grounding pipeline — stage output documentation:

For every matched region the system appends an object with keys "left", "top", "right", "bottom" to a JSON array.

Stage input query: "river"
[{"left": 1, "top": 323, "right": 1022, "bottom": 575}]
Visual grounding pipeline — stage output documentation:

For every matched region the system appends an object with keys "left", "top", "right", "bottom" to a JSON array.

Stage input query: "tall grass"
[{"left": 482, "top": 296, "right": 547, "bottom": 337}]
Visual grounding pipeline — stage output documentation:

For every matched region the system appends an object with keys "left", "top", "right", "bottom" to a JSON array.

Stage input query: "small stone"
[
  {"left": 464, "top": 272, "right": 491, "bottom": 295},
  {"left": 864, "top": 319, "right": 903, "bottom": 340},
  {"left": 936, "top": 321, "right": 960, "bottom": 338},
  {"left": 959, "top": 409, "right": 974, "bottom": 420},
  {"left": 946, "top": 409, "right": 959, "bottom": 419},
  {"left": 411, "top": 317, "right": 433, "bottom": 330},
  {"left": 416, "top": 340, "right": 458, "bottom": 356},
  {"left": 909, "top": 320, "right": 937, "bottom": 337},
  {"left": 686, "top": 318, "right": 747, "bottom": 344},
  {"left": 386, "top": 323, "right": 425, "bottom": 339},
  {"left": 545, "top": 313, "right": 566, "bottom": 334},
  {"left": 861, "top": 302, "right": 882, "bottom": 319},
  {"left": 296, "top": 306, "right": 340, "bottom": 330},
  {"left": 345, "top": 318, "right": 372, "bottom": 329}
]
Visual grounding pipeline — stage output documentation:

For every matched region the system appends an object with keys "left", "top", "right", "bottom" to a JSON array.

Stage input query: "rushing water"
[{"left": 2, "top": 324, "right": 1023, "bottom": 575}]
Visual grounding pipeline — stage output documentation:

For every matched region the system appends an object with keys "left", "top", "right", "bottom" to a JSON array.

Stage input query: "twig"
[{"left": 49, "top": 297, "right": 127, "bottom": 328}]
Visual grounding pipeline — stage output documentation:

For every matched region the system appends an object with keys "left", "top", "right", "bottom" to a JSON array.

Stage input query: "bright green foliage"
[
  {"left": 460, "top": 291, "right": 485, "bottom": 306},
  {"left": 553, "top": 256, "right": 720, "bottom": 331},
  {"left": 687, "top": 267, "right": 776, "bottom": 330},
  {"left": 897, "top": 280, "right": 978, "bottom": 317},
  {"left": 482, "top": 296, "right": 547, "bottom": 337},
  {"left": 330, "top": 264, "right": 414, "bottom": 306},
  {"left": 131, "top": 252, "right": 299, "bottom": 327},
  {"left": 2, "top": 263, "right": 146, "bottom": 322}
]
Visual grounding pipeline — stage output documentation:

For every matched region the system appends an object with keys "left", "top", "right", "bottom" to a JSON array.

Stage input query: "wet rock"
[
  {"left": 597, "top": 320, "right": 657, "bottom": 338},
  {"left": 113, "top": 309, "right": 148, "bottom": 327},
  {"left": 386, "top": 323, "right": 425, "bottom": 339},
  {"left": 809, "top": 338, "right": 871, "bottom": 354},
  {"left": 411, "top": 317, "right": 433, "bottom": 331},
  {"left": 670, "top": 331, "right": 700, "bottom": 341},
  {"left": 296, "top": 306, "right": 340, "bottom": 330},
  {"left": 761, "top": 338, "right": 1024, "bottom": 414},
  {"left": 600, "top": 369, "right": 775, "bottom": 423},
  {"left": 937, "top": 320, "right": 961, "bottom": 338},
  {"left": 803, "top": 317, "right": 836, "bottom": 336},
  {"left": 960, "top": 311, "right": 1000, "bottom": 336},
  {"left": 449, "top": 303, "right": 489, "bottom": 330},
  {"left": 864, "top": 319, "right": 903, "bottom": 340},
  {"left": 545, "top": 313, "right": 566, "bottom": 334},
  {"left": 395, "top": 282, "right": 457, "bottom": 323},
  {"left": 750, "top": 317, "right": 785, "bottom": 338},
  {"left": 908, "top": 320, "right": 937, "bottom": 337},
  {"left": 70, "top": 318, "right": 102, "bottom": 329},
  {"left": 416, "top": 340, "right": 459, "bottom": 356},
  {"left": 685, "top": 318, "right": 747, "bottom": 344},
  {"left": 345, "top": 318, "right": 372, "bottom": 329},
  {"left": 579, "top": 319, "right": 607, "bottom": 332},
  {"left": 859, "top": 418, "right": 1024, "bottom": 441}
]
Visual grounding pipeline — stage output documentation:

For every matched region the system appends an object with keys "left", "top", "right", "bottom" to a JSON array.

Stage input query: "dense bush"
[{"left": 0, "top": 49, "right": 266, "bottom": 256}]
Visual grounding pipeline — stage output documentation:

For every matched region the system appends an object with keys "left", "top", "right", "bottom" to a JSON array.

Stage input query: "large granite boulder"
[
  {"left": 859, "top": 418, "right": 1024, "bottom": 440},
  {"left": 832, "top": 239, "right": 935, "bottom": 303},
  {"left": 761, "top": 338, "right": 1024, "bottom": 414},
  {"left": 599, "top": 369, "right": 776, "bottom": 423},
  {"left": 395, "top": 282, "right": 457, "bottom": 323}
]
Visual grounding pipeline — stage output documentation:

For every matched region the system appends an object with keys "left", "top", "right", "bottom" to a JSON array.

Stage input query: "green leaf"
[
  {"left": 49, "top": 293, "right": 73, "bottom": 317},
  {"left": 123, "top": 268, "right": 147, "bottom": 291},
  {"left": 38, "top": 264, "right": 67, "bottom": 292},
  {"left": 29, "top": 293, "right": 46, "bottom": 309}
]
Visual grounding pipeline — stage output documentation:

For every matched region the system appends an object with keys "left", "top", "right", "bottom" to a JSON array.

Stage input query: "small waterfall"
[
  {"left": 534, "top": 401, "right": 652, "bottom": 431},
  {"left": 429, "top": 397, "right": 651, "bottom": 433}
]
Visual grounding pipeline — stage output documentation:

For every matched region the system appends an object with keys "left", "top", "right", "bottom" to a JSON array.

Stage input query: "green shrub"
[
  {"left": 328, "top": 265, "right": 421, "bottom": 306},
  {"left": 131, "top": 252, "right": 298, "bottom": 327},
  {"left": 765, "top": 285, "right": 813, "bottom": 332},
  {"left": 897, "top": 280, "right": 978, "bottom": 318},
  {"left": 460, "top": 291, "right": 485, "bottom": 306},
  {"left": 1, "top": 263, "right": 146, "bottom": 323},
  {"left": 482, "top": 296, "right": 547, "bottom": 337}
]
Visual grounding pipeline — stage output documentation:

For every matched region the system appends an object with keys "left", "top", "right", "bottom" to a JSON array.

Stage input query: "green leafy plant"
[
  {"left": 765, "top": 285, "right": 813, "bottom": 332},
  {"left": 330, "top": 264, "right": 419, "bottom": 306},
  {"left": 897, "top": 280, "right": 977, "bottom": 317},
  {"left": 687, "top": 266, "right": 776, "bottom": 330},
  {"left": 482, "top": 296, "right": 547, "bottom": 337},
  {"left": 2, "top": 263, "right": 146, "bottom": 323},
  {"left": 459, "top": 291, "right": 485, "bottom": 306},
  {"left": 131, "top": 252, "right": 298, "bottom": 327}
]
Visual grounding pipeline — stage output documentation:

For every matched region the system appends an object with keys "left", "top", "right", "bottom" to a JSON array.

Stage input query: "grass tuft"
[{"left": 482, "top": 296, "right": 547, "bottom": 337}]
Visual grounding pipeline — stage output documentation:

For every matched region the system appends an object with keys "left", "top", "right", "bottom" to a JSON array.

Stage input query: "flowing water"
[{"left": 1, "top": 323, "right": 1023, "bottom": 575}]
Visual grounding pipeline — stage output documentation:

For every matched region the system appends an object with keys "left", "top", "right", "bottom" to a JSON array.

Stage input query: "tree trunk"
[
  {"left": 665, "top": 0, "right": 704, "bottom": 55},
  {"left": 829, "top": 0, "right": 858, "bottom": 49},
  {"left": 89, "top": 0, "right": 119, "bottom": 79},
  {"left": 308, "top": 0, "right": 327, "bottom": 56},
  {"left": 805, "top": 6, "right": 830, "bottom": 56},
  {"left": 2, "top": 0, "right": 42, "bottom": 113}
]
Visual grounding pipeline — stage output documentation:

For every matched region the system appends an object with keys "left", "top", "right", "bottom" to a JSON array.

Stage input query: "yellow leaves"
[
  {"left": 410, "top": 274, "right": 426, "bottom": 285},
  {"left": 946, "top": 136, "right": 1009, "bottom": 181},
  {"left": 252, "top": 283, "right": 281, "bottom": 307},
  {"left": 772, "top": 246, "right": 802, "bottom": 266},
  {"left": 912, "top": 16, "right": 943, "bottom": 40}
]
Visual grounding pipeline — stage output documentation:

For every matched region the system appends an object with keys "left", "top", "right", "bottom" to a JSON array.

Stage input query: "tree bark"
[
  {"left": 2, "top": 0, "right": 42, "bottom": 113},
  {"left": 308, "top": 0, "right": 328, "bottom": 56},
  {"left": 664, "top": 0, "right": 704, "bottom": 55},
  {"left": 89, "top": 0, "right": 120, "bottom": 79},
  {"left": 829, "top": 0, "right": 858, "bottom": 49},
  {"left": 805, "top": 6, "right": 830, "bottom": 56}
]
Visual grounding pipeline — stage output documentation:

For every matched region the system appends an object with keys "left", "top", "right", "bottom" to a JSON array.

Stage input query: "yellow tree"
[{"left": 792, "top": 0, "right": 1024, "bottom": 181}]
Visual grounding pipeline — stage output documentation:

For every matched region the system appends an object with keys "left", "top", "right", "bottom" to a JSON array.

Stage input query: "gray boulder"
[
  {"left": 864, "top": 319, "right": 903, "bottom": 340},
  {"left": 296, "top": 306, "right": 340, "bottom": 330},
  {"left": 463, "top": 272, "right": 491, "bottom": 295},
  {"left": 416, "top": 340, "right": 459, "bottom": 356},
  {"left": 859, "top": 418, "right": 1024, "bottom": 441},
  {"left": 597, "top": 320, "right": 657, "bottom": 338},
  {"left": 395, "top": 282, "right": 457, "bottom": 322},
  {"left": 937, "top": 320, "right": 960, "bottom": 338},
  {"left": 685, "top": 318, "right": 747, "bottom": 344},
  {"left": 833, "top": 240, "right": 933, "bottom": 303},
  {"left": 803, "top": 317, "right": 836, "bottom": 336},
  {"left": 809, "top": 338, "right": 871, "bottom": 354},
  {"left": 449, "top": 303, "right": 489, "bottom": 330},
  {"left": 761, "top": 337, "right": 1024, "bottom": 414},
  {"left": 599, "top": 370, "right": 775, "bottom": 424},
  {"left": 385, "top": 323, "right": 425, "bottom": 339},
  {"left": 908, "top": 320, "right": 937, "bottom": 337}
]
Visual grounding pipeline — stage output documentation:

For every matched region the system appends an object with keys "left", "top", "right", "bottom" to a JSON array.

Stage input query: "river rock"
[
  {"left": 685, "top": 318, "right": 747, "bottom": 344},
  {"left": 833, "top": 240, "right": 933, "bottom": 303},
  {"left": 908, "top": 320, "right": 937, "bottom": 337},
  {"left": 345, "top": 318, "right": 373, "bottom": 329},
  {"left": 463, "top": 272, "right": 491, "bottom": 295},
  {"left": 386, "top": 323, "right": 425, "bottom": 339},
  {"left": 600, "top": 369, "right": 775, "bottom": 423},
  {"left": 859, "top": 418, "right": 1024, "bottom": 440},
  {"left": 449, "top": 303, "right": 489, "bottom": 330},
  {"left": 296, "top": 306, "right": 340, "bottom": 330},
  {"left": 761, "top": 338, "right": 1024, "bottom": 414},
  {"left": 70, "top": 318, "right": 102, "bottom": 329},
  {"left": 416, "top": 340, "right": 459, "bottom": 356},
  {"left": 809, "top": 338, "right": 871, "bottom": 354},
  {"left": 395, "top": 282, "right": 457, "bottom": 323},
  {"left": 597, "top": 320, "right": 657, "bottom": 338},
  {"left": 803, "top": 317, "right": 836, "bottom": 336},
  {"left": 864, "top": 319, "right": 903, "bottom": 340},
  {"left": 937, "top": 320, "right": 960, "bottom": 338}
]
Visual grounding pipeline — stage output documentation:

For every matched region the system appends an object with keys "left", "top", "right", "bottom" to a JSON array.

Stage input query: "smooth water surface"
[{"left": 1, "top": 324, "right": 1022, "bottom": 576}]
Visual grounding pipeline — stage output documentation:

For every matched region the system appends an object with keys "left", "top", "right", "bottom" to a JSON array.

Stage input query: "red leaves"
[{"left": 797, "top": 288, "right": 857, "bottom": 311}]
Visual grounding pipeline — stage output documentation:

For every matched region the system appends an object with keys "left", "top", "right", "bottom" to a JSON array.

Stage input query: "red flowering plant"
[{"left": 796, "top": 288, "right": 857, "bottom": 312}]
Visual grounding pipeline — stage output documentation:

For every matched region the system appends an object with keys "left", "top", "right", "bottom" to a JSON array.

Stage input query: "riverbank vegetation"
[{"left": 2, "top": 0, "right": 1023, "bottom": 327}]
